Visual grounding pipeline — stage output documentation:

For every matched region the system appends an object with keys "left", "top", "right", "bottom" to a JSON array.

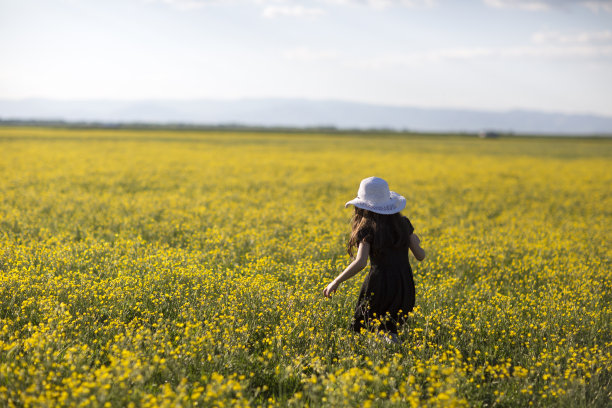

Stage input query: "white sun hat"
[{"left": 345, "top": 177, "right": 406, "bottom": 215}]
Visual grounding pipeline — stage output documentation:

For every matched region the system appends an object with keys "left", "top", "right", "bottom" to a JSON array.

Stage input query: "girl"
[{"left": 323, "top": 177, "right": 425, "bottom": 343}]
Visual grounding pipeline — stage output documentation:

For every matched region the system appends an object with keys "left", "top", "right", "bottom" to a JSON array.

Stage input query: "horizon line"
[{"left": 1, "top": 118, "right": 611, "bottom": 138}]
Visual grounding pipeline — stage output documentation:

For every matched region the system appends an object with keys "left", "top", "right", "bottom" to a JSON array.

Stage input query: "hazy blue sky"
[{"left": 1, "top": 0, "right": 611, "bottom": 115}]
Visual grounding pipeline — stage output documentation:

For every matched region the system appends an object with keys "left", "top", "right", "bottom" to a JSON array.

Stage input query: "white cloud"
[
  {"left": 283, "top": 47, "right": 338, "bottom": 61},
  {"left": 499, "top": 44, "right": 612, "bottom": 58},
  {"left": 145, "top": 0, "right": 609, "bottom": 13},
  {"left": 357, "top": 40, "right": 612, "bottom": 68},
  {"left": 146, "top": 0, "right": 436, "bottom": 12},
  {"left": 318, "top": 0, "right": 436, "bottom": 9},
  {"left": 532, "top": 30, "right": 612, "bottom": 44},
  {"left": 582, "top": 1, "right": 612, "bottom": 12},
  {"left": 145, "top": 0, "right": 218, "bottom": 10},
  {"left": 483, "top": 0, "right": 612, "bottom": 12},
  {"left": 147, "top": 0, "right": 329, "bottom": 16},
  {"left": 483, "top": 0, "right": 552, "bottom": 10},
  {"left": 262, "top": 5, "right": 326, "bottom": 17}
]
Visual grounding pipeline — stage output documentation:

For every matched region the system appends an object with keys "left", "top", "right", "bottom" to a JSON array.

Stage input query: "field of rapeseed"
[{"left": 0, "top": 127, "right": 610, "bottom": 407}]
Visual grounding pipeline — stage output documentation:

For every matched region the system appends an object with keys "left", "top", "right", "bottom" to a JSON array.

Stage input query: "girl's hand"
[
  {"left": 323, "top": 242, "right": 369, "bottom": 298},
  {"left": 323, "top": 281, "right": 339, "bottom": 298}
]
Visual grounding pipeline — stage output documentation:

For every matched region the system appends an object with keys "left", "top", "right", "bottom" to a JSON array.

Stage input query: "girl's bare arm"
[
  {"left": 409, "top": 234, "right": 426, "bottom": 261},
  {"left": 323, "top": 242, "right": 370, "bottom": 297}
]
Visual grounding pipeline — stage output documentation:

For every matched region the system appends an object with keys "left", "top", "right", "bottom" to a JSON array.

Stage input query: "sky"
[{"left": 1, "top": 0, "right": 612, "bottom": 116}]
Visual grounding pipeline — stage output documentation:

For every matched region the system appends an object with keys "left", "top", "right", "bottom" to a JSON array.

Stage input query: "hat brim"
[{"left": 345, "top": 191, "right": 406, "bottom": 215}]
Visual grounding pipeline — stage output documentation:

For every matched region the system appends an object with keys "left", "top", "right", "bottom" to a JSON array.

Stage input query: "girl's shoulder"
[
  {"left": 357, "top": 225, "right": 374, "bottom": 244},
  {"left": 401, "top": 215, "right": 415, "bottom": 235}
]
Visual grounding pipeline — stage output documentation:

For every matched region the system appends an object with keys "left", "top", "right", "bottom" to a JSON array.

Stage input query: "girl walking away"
[{"left": 323, "top": 177, "right": 425, "bottom": 344}]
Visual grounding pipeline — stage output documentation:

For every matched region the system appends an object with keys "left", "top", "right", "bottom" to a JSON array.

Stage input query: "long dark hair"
[{"left": 347, "top": 208, "right": 411, "bottom": 257}]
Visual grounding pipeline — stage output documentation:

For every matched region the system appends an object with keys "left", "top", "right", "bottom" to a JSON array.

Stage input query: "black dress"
[{"left": 352, "top": 217, "right": 415, "bottom": 335}]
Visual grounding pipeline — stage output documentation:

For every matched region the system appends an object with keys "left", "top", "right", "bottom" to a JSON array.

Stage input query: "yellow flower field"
[{"left": 0, "top": 127, "right": 610, "bottom": 407}]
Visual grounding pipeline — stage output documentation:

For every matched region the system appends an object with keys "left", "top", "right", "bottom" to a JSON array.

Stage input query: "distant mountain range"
[{"left": 1, "top": 98, "right": 611, "bottom": 135}]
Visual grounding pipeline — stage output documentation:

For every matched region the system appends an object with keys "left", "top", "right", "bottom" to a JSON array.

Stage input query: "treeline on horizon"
[
  {"left": 0, "top": 118, "right": 610, "bottom": 138},
  {"left": 0, "top": 118, "right": 459, "bottom": 135}
]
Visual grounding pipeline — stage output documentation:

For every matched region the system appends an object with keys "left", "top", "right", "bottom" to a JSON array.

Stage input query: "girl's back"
[{"left": 351, "top": 214, "right": 416, "bottom": 334}]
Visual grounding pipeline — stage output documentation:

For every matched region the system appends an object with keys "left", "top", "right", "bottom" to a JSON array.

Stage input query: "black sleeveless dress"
[{"left": 352, "top": 217, "right": 415, "bottom": 335}]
